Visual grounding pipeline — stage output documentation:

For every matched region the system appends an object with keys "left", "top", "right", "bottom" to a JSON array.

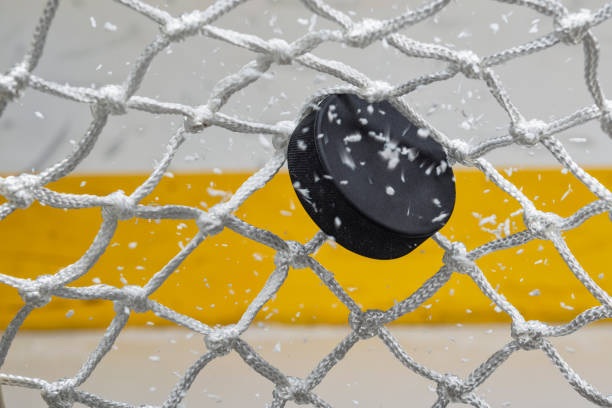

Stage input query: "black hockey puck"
[{"left": 287, "top": 94, "right": 455, "bottom": 259}]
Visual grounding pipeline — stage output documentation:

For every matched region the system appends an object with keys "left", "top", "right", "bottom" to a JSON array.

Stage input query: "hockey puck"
[{"left": 287, "top": 94, "right": 455, "bottom": 259}]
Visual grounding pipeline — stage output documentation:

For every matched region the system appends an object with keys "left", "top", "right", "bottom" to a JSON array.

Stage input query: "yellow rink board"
[{"left": 0, "top": 168, "right": 611, "bottom": 330}]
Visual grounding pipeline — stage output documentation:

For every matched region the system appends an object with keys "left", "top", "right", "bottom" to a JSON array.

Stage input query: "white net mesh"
[{"left": 1, "top": 0, "right": 612, "bottom": 407}]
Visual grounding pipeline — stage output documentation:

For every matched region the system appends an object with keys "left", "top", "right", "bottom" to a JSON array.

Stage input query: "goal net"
[{"left": 1, "top": 0, "right": 612, "bottom": 407}]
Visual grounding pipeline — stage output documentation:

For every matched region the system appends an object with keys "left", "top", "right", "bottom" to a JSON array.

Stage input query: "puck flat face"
[{"left": 287, "top": 94, "right": 455, "bottom": 259}]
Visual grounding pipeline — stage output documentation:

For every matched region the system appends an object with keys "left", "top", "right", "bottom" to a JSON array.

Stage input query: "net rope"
[{"left": 1, "top": 0, "right": 612, "bottom": 406}]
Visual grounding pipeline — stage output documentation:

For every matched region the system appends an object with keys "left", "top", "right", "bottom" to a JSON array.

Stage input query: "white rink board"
[
  {"left": 0, "top": 0, "right": 611, "bottom": 173},
  {"left": 3, "top": 325, "right": 612, "bottom": 408}
]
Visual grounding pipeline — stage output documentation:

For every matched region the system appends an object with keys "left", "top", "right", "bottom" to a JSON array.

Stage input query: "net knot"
[
  {"left": 0, "top": 63, "right": 29, "bottom": 101},
  {"left": 0, "top": 173, "right": 39, "bottom": 209},
  {"left": 555, "top": 9, "right": 593, "bottom": 45},
  {"left": 363, "top": 81, "right": 393, "bottom": 102},
  {"left": 452, "top": 50, "right": 482, "bottom": 79},
  {"left": 102, "top": 190, "right": 136, "bottom": 221},
  {"left": 41, "top": 379, "right": 76, "bottom": 408},
  {"left": 346, "top": 19, "right": 385, "bottom": 47},
  {"left": 275, "top": 120, "right": 296, "bottom": 137},
  {"left": 442, "top": 242, "right": 474, "bottom": 275},
  {"left": 273, "top": 376, "right": 310, "bottom": 404},
  {"left": 267, "top": 38, "right": 293, "bottom": 65},
  {"left": 436, "top": 373, "right": 467, "bottom": 403},
  {"left": 600, "top": 101, "right": 612, "bottom": 138},
  {"left": 119, "top": 285, "right": 149, "bottom": 313},
  {"left": 96, "top": 85, "right": 127, "bottom": 115},
  {"left": 196, "top": 208, "right": 225, "bottom": 236},
  {"left": 185, "top": 105, "right": 213, "bottom": 133},
  {"left": 274, "top": 240, "right": 309, "bottom": 269},
  {"left": 18, "top": 274, "right": 55, "bottom": 308},
  {"left": 0, "top": 74, "right": 18, "bottom": 99},
  {"left": 349, "top": 309, "right": 386, "bottom": 339},
  {"left": 163, "top": 11, "right": 203, "bottom": 40},
  {"left": 523, "top": 209, "right": 563, "bottom": 240},
  {"left": 509, "top": 119, "right": 547, "bottom": 146},
  {"left": 204, "top": 325, "right": 237, "bottom": 356},
  {"left": 511, "top": 320, "right": 547, "bottom": 350},
  {"left": 447, "top": 139, "right": 474, "bottom": 166}
]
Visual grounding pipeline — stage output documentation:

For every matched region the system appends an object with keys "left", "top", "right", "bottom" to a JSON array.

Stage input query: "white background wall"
[{"left": 1, "top": 0, "right": 611, "bottom": 174}]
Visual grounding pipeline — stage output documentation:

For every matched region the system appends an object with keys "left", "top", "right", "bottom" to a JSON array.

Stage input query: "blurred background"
[{"left": 1, "top": 0, "right": 611, "bottom": 406}]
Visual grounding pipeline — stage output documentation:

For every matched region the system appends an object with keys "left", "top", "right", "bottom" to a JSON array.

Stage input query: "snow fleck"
[
  {"left": 417, "top": 128, "right": 430, "bottom": 138},
  {"left": 259, "top": 134, "right": 272, "bottom": 149},
  {"left": 327, "top": 109, "right": 338, "bottom": 123},
  {"left": 344, "top": 133, "right": 362, "bottom": 143},
  {"left": 436, "top": 160, "right": 448, "bottom": 175},
  {"left": 510, "top": 208, "right": 523, "bottom": 218},
  {"left": 529, "top": 289, "right": 540, "bottom": 296},
  {"left": 340, "top": 150, "right": 356, "bottom": 170},
  {"left": 503, "top": 167, "right": 517, "bottom": 177},
  {"left": 501, "top": 11, "right": 513, "bottom": 24},
  {"left": 207, "top": 393, "right": 222, "bottom": 402},
  {"left": 385, "top": 185, "right": 395, "bottom": 196},
  {"left": 561, "top": 184, "right": 572, "bottom": 201},
  {"left": 404, "top": 147, "right": 418, "bottom": 161},
  {"left": 478, "top": 214, "right": 497, "bottom": 226},
  {"left": 104, "top": 22, "right": 118, "bottom": 32},
  {"left": 207, "top": 187, "right": 231, "bottom": 198},
  {"left": 378, "top": 143, "right": 400, "bottom": 170},
  {"left": 432, "top": 212, "right": 449, "bottom": 222}
]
